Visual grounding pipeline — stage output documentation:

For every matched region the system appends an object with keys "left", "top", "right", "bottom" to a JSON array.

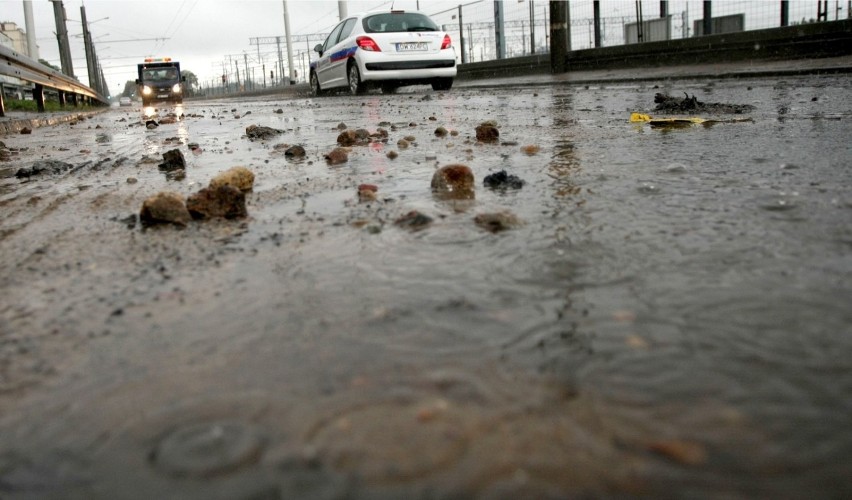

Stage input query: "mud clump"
[
  {"left": 210, "top": 166, "right": 255, "bottom": 192},
  {"left": 395, "top": 210, "right": 433, "bottom": 231},
  {"left": 158, "top": 149, "right": 186, "bottom": 172},
  {"left": 358, "top": 184, "right": 378, "bottom": 203},
  {"left": 186, "top": 185, "right": 247, "bottom": 220},
  {"left": 285, "top": 145, "right": 306, "bottom": 157},
  {"left": 337, "top": 129, "right": 372, "bottom": 146},
  {"left": 434, "top": 126, "right": 449, "bottom": 137},
  {"left": 245, "top": 124, "right": 284, "bottom": 140},
  {"left": 475, "top": 122, "right": 499, "bottom": 143},
  {"left": 325, "top": 148, "right": 349, "bottom": 165},
  {"left": 432, "top": 164, "right": 475, "bottom": 200},
  {"left": 474, "top": 211, "right": 523, "bottom": 233},
  {"left": 337, "top": 130, "right": 359, "bottom": 146},
  {"left": 483, "top": 170, "right": 525, "bottom": 190},
  {"left": 140, "top": 191, "right": 192, "bottom": 227},
  {"left": 654, "top": 92, "right": 755, "bottom": 114},
  {"left": 521, "top": 144, "right": 541, "bottom": 155},
  {"left": 15, "top": 160, "right": 74, "bottom": 178}
]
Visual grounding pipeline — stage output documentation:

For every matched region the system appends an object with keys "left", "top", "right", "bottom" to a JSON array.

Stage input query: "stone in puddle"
[
  {"left": 474, "top": 211, "right": 523, "bottom": 233},
  {"left": 158, "top": 149, "right": 186, "bottom": 172},
  {"left": 210, "top": 166, "right": 255, "bottom": 192},
  {"left": 140, "top": 191, "right": 191, "bottom": 226},
  {"left": 186, "top": 185, "right": 247, "bottom": 219},
  {"left": 431, "top": 164, "right": 475, "bottom": 200}
]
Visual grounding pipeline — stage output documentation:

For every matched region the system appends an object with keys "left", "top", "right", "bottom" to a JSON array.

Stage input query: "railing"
[{"left": 0, "top": 44, "right": 107, "bottom": 116}]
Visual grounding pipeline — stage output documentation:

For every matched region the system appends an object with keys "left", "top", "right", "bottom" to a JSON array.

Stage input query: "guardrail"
[{"left": 0, "top": 44, "right": 108, "bottom": 116}]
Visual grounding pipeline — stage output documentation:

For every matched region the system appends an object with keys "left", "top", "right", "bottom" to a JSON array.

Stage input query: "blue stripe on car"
[{"left": 330, "top": 46, "right": 357, "bottom": 62}]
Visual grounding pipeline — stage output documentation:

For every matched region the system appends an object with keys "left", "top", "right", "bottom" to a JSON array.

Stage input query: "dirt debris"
[
  {"left": 483, "top": 170, "right": 525, "bottom": 190},
  {"left": 432, "top": 164, "right": 475, "bottom": 200},
  {"left": 245, "top": 124, "right": 284, "bottom": 140},
  {"left": 654, "top": 92, "right": 755, "bottom": 114},
  {"left": 474, "top": 211, "right": 523, "bottom": 233},
  {"left": 475, "top": 122, "right": 499, "bottom": 143},
  {"left": 325, "top": 147, "right": 349, "bottom": 165},
  {"left": 158, "top": 149, "right": 186, "bottom": 172},
  {"left": 210, "top": 166, "right": 255, "bottom": 192},
  {"left": 140, "top": 191, "right": 191, "bottom": 227},
  {"left": 394, "top": 210, "right": 434, "bottom": 231},
  {"left": 15, "top": 160, "right": 74, "bottom": 178},
  {"left": 186, "top": 185, "right": 248, "bottom": 220}
]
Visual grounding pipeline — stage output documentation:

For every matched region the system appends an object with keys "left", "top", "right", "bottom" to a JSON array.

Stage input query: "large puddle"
[{"left": 1, "top": 76, "right": 851, "bottom": 498}]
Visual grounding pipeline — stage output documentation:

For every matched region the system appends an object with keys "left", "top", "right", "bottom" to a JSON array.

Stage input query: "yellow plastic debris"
[{"left": 629, "top": 112, "right": 752, "bottom": 128}]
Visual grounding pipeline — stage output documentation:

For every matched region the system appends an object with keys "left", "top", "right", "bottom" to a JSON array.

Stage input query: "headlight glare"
[
  {"left": 172, "top": 84, "right": 182, "bottom": 94},
  {"left": 141, "top": 86, "right": 152, "bottom": 96}
]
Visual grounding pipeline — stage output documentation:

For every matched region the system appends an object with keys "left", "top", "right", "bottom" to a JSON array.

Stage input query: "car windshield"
[
  {"left": 143, "top": 68, "right": 178, "bottom": 81},
  {"left": 362, "top": 12, "right": 438, "bottom": 33}
]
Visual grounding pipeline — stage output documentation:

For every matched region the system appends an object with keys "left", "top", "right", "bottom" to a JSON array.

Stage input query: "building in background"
[
  {"left": 0, "top": 21, "right": 29, "bottom": 53},
  {"left": 1, "top": 22, "right": 32, "bottom": 99}
]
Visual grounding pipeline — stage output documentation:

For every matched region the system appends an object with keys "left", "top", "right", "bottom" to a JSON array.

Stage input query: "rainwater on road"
[{"left": 1, "top": 75, "right": 851, "bottom": 499}]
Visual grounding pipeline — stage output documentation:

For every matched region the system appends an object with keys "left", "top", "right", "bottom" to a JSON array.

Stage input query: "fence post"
[{"left": 34, "top": 83, "right": 45, "bottom": 113}]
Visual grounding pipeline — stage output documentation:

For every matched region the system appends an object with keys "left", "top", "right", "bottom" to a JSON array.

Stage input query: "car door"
[
  {"left": 319, "top": 18, "right": 359, "bottom": 89},
  {"left": 316, "top": 21, "right": 346, "bottom": 88}
]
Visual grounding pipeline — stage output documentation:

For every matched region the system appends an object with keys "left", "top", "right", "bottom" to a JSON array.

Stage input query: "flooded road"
[{"left": 1, "top": 76, "right": 851, "bottom": 498}]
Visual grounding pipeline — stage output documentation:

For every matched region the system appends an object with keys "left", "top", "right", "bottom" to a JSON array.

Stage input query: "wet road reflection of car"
[{"left": 310, "top": 9, "right": 457, "bottom": 96}]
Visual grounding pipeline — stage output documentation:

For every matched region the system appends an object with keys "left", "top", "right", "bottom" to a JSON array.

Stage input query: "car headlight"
[
  {"left": 172, "top": 84, "right": 182, "bottom": 94},
  {"left": 141, "top": 86, "right": 153, "bottom": 96}
]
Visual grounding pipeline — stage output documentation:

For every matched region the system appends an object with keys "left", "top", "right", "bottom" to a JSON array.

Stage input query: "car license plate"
[{"left": 396, "top": 42, "right": 428, "bottom": 52}]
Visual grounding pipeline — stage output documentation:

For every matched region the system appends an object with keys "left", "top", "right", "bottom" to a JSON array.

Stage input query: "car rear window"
[{"left": 362, "top": 13, "right": 439, "bottom": 33}]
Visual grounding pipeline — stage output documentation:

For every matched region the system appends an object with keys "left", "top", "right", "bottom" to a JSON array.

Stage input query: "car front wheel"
[
  {"left": 310, "top": 71, "right": 323, "bottom": 97},
  {"left": 348, "top": 63, "right": 365, "bottom": 95},
  {"left": 431, "top": 78, "right": 453, "bottom": 91}
]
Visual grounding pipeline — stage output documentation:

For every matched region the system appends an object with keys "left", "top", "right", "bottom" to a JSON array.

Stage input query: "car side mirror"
[
  {"left": 313, "top": 44, "right": 324, "bottom": 56},
  {"left": 135, "top": 79, "right": 140, "bottom": 84}
]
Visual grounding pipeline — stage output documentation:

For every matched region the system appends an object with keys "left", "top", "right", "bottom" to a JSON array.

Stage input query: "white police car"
[{"left": 310, "top": 10, "right": 457, "bottom": 96}]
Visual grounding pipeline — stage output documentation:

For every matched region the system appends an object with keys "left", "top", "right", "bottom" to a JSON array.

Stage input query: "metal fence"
[{"left": 202, "top": 1, "right": 850, "bottom": 95}]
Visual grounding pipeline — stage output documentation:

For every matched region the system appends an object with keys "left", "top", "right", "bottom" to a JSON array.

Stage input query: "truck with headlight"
[{"left": 136, "top": 57, "right": 185, "bottom": 106}]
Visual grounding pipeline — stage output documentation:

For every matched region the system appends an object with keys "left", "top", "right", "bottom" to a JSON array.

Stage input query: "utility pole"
[
  {"left": 530, "top": 0, "right": 536, "bottom": 54},
  {"left": 494, "top": 0, "right": 505, "bottom": 59},
  {"left": 81, "top": 6, "right": 97, "bottom": 92},
  {"left": 244, "top": 52, "right": 250, "bottom": 90},
  {"left": 50, "top": 0, "right": 74, "bottom": 78},
  {"left": 549, "top": 1, "right": 570, "bottom": 73},
  {"left": 459, "top": 5, "right": 466, "bottom": 64},
  {"left": 23, "top": 0, "right": 39, "bottom": 60},
  {"left": 338, "top": 1, "right": 348, "bottom": 20},
  {"left": 283, "top": 1, "right": 295, "bottom": 84}
]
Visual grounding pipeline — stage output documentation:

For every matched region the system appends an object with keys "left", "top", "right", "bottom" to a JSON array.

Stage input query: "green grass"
[{"left": 3, "top": 99, "right": 99, "bottom": 112}]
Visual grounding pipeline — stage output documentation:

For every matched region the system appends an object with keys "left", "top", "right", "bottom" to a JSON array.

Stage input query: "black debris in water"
[
  {"left": 483, "top": 170, "right": 525, "bottom": 190},
  {"left": 15, "top": 160, "right": 75, "bottom": 178},
  {"left": 158, "top": 149, "right": 186, "bottom": 172},
  {"left": 654, "top": 92, "right": 755, "bottom": 114}
]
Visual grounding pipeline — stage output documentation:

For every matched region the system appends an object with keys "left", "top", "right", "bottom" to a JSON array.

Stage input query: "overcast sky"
[{"left": 1, "top": 0, "right": 445, "bottom": 95}]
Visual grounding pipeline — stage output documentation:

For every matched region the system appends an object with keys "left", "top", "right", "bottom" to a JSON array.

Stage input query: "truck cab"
[{"left": 136, "top": 58, "right": 185, "bottom": 106}]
